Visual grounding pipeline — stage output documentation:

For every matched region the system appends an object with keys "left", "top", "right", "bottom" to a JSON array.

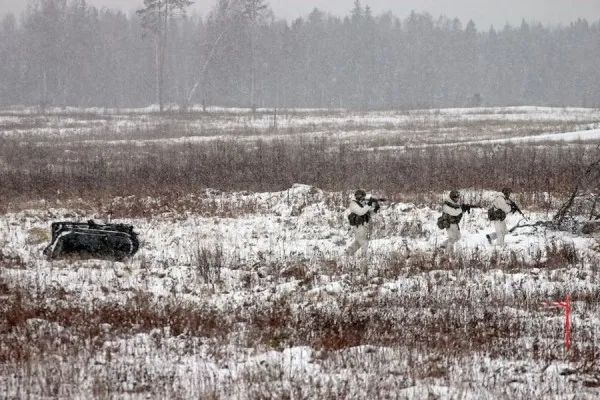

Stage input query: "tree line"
[{"left": 0, "top": 0, "right": 598, "bottom": 110}]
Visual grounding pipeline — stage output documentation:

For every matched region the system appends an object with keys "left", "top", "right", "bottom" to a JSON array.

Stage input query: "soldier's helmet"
[
  {"left": 449, "top": 190, "right": 460, "bottom": 201},
  {"left": 354, "top": 189, "right": 367, "bottom": 199},
  {"left": 501, "top": 187, "right": 512, "bottom": 197}
]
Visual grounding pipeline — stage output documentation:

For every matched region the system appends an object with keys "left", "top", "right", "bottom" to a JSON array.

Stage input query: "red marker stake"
[
  {"left": 566, "top": 294, "right": 571, "bottom": 350},
  {"left": 544, "top": 294, "right": 571, "bottom": 350}
]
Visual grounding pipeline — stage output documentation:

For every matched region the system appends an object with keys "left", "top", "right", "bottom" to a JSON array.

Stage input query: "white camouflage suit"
[
  {"left": 441, "top": 196, "right": 464, "bottom": 252},
  {"left": 487, "top": 192, "right": 514, "bottom": 246},
  {"left": 345, "top": 199, "right": 374, "bottom": 256}
]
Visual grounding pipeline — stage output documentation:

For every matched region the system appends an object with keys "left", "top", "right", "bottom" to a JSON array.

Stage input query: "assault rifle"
[
  {"left": 367, "top": 197, "right": 387, "bottom": 213},
  {"left": 509, "top": 200, "right": 527, "bottom": 219},
  {"left": 367, "top": 197, "right": 387, "bottom": 205}
]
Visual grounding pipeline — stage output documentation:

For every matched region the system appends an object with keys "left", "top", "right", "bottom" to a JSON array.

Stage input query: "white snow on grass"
[{"left": 2, "top": 107, "right": 600, "bottom": 399}]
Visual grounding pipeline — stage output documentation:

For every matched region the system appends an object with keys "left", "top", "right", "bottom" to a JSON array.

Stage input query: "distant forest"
[{"left": 0, "top": 0, "right": 599, "bottom": 110}]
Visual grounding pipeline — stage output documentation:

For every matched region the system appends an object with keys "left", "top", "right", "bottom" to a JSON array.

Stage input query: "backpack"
[
  {"left": 437, "top": 214, "right": 451, "bottom": 230},
  {"left": 487, "top": 207, "right": 506, "bottom": 221}
]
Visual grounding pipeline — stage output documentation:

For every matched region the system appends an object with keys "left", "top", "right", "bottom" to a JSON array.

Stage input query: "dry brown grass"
[
  {"left": 1, "top": 242, "right": 593, "bottom": 356},
  {"left": 1, "top": 109, "right": 598, "bottom": 217},
  {"left": 2, "top": 243, "right": 599, "bottom": 397},
  {"left": 0, "top": 135, "right": 596, "bottom": 216},
  {"left": 2, "top": 111, "right": 600, "bottom": 398}
]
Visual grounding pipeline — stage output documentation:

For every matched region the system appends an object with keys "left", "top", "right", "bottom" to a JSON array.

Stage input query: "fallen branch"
[{"left": 509, "top": 219, "right": 557, "bottom": 233}]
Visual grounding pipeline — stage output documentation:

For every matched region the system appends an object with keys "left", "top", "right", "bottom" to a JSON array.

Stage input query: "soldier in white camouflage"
[
  {"left": 439, "top": 190, "right": 473, "bottom": 252},
  {"left": 345, "top": 189, "right": 376, "bottom": 256},
  {"left": 486, "top": 188, "right": 517, "bottom": 246}
]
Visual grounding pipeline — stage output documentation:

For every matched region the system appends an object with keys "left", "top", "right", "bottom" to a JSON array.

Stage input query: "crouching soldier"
[
  {"left": 486, "top": 187, "right": 518, "bottom": 246},
  {"left": 439, "top": 190, "right": 474, "bottom": 252},
  {"left": 345, "top": 189, "right": 378, "bottom": 256}
]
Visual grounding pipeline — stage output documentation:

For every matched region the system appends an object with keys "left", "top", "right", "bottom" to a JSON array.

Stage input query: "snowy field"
[{"left": 1, "top": 106, "right": 600, "bottom": 399}]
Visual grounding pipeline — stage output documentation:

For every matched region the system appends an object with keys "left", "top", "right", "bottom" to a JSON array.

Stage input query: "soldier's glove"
[{"left": 461, "top": 204, "right": 471, "bottom": 213}]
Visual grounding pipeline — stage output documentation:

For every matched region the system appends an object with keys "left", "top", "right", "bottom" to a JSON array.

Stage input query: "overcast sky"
[{"left": 2, "top": 0, "right": 599, "bottom": 29}]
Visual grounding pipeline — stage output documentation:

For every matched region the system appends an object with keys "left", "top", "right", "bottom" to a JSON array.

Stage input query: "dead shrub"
[
  {"left": 379, "top": 251, "right": 409, "bottom": 279},
  {"left": 0, "top": 289, "right": 231, "bottom": 340},
  {"left": 279, "top": 261, "right": 308, "bottom": 280},
  {"left": 4, "top": 291, "right": 38, "bottom": 328},
  {"left": 0, "top": 250, "right": 26, "bottom": 269},
  {"left": 1, "top": 127, "right": 597, "bottom": 212},
  {"left": 544, "top": 241, "right": 580, "bottom": 268},
  {"left": 194, "top": 243, "right": 224, "bottom": 284}
]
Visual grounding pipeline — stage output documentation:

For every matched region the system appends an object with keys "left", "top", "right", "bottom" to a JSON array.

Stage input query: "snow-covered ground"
[
  {"left": 2, "top": 105, "right": 600, "bottom": 146},
  {"left": 1, "top": 106, "right": 600, "bottom": 399}
]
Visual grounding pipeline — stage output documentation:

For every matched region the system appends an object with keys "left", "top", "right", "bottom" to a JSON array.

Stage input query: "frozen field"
[{"left": 1, "top": 106, "right": 600, "bottom": 399}]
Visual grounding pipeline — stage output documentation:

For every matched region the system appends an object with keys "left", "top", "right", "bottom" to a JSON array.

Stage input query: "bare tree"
[
  {"left": 554, "top": 149, "right": 600, "bottom": 226},
  {"left": 24, "top": 0, "right": 69, "bottom": 110},
  {"left": 242, "top": 0, "right": 269, "bottom": 113},
  {"left": 137, "top": 0, "right": 193, "bottom": 112},
  {"left": 183, "top": 0, "right": 243, "bottom": 111}
]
